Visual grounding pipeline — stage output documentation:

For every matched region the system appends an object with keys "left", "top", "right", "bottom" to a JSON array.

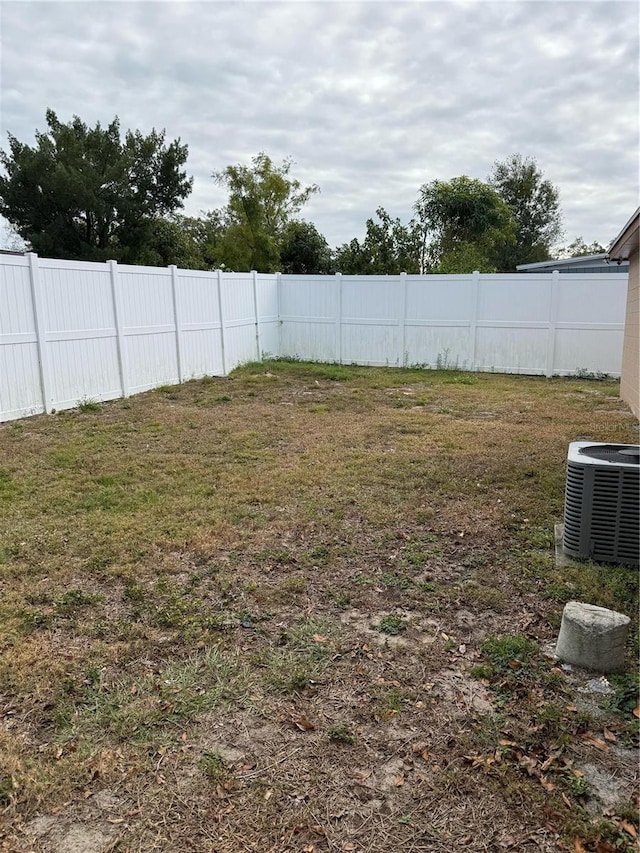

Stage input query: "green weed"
[
  {"left": 377, "top": 615, "right": 407, "bottom": 635},
  {"left": 78, "top": 398, "right": 101, "bottom": 413},
  {"left": 328, "top": 723, "right": 355, "bottom": 744}
]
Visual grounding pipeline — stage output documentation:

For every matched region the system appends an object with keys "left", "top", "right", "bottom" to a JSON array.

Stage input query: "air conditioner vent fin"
[{"left": 562, "top": 442, "right": 639, "bottom": 568}]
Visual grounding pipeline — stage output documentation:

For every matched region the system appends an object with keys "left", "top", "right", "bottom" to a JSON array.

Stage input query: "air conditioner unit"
[{"left": 563, "top": 442, "right": 639, "bottom": 567}]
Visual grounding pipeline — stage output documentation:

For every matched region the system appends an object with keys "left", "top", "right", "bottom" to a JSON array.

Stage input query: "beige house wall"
[{"left": 620, "top": 247, "right": 639, "bottom": 418}]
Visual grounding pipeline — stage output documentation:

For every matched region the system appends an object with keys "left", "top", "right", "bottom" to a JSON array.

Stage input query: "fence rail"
[{"left": 0, "top": 253, "right": 628, "bottom": 421}]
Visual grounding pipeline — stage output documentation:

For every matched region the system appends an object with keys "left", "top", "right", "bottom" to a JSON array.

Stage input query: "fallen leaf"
[
  {"left": 602, "top": 728, "right": 617, "bottom": 743},
  {"left": 621, "top": 821, "right": 637, "bottom": 839},
  {"left": 633, "top": 705, "right": 640, "bottom": 718},
  {"left": 561, "top": 792, "right": 571, "bottom": 807},
  {"left": 594, "top": 842, "right": 617, "bottom": 853},
  {"left": 342, "top": 844, "right": 356, "bottom": 851},
  {"left": 573, "top": 838, "right": 586, "bottom": 852},
  {"left": 351, "top": 769, "right": 372, "bottom": 781},
  {"left": 295, "top": 715, "right": 315, "bottom": 732},
  {"left": 541, "top": 751, "right": 562, "bottom": 772},
  {"left": 393, "top": 774, "right": 405, "bottom": 786},
  {"left": 582, "top": 733, "right": 609, "bottom": 751},
  {"left": 540, "top": 776, "right": 555, "bottom": 791},
  {"left": 106, "top": 818, "right": 124, "bottom": 824},
  {"left": 312, "top": 634, "right": 328, "bottom": 643}
]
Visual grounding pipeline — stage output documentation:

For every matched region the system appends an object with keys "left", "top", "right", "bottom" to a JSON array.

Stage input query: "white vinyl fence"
[
  {"left": 0, "top": 253, "right": 628, "bottom": 422},
  {"left": 279, "top": 270, "right": 628, "bottom": 375}
]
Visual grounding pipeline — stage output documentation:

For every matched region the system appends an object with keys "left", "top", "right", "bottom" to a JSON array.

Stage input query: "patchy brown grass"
[{"left": 0, "top": 361, "right": 638, "bottom": 853}]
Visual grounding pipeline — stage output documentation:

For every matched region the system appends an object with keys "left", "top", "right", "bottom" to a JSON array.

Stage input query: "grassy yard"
[{"left": 0, "top": 360, "right": 638, "bottom": 853}]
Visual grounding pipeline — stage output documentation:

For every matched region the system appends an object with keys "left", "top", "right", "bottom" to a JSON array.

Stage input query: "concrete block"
[{"left": 555, "top": 601, "right": 630, "bottom": 673}]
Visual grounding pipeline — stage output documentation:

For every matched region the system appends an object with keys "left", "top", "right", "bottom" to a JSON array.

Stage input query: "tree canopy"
[
  {"left": 488, "top": 153, "right": 563, "bottom": 270},
  {"left": 0, "top": 109, "right": 192, "bottom": 262},
  {"left": 211, "top": 153, "right": 319, "bottom": 272},
  {"left": 334, "top": 208, "right": 422, "bottom": 275},
  {"left": 414, "top": 176, "right": 515, "bottom": 273},
  {"left": 0, "top": 117, "right": 570, "bottom": 279},
  {"left": 280, "top": 220, "right": 334, "bottom": 274},
  {"left": 553, "top": 236, "right": 606, "bottom": 258}
]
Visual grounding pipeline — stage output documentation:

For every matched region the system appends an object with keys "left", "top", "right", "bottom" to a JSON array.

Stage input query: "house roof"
[
  {"left": 606, "top": 207, "right": 640, "bottom": 263},
  {"left": 516, "top": 253, "right": 610, "bottom": 271}
]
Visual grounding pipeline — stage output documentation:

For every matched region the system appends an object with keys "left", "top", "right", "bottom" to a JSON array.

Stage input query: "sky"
[{"left": 0, "top": 0, "right": 638, "bottom": 252}]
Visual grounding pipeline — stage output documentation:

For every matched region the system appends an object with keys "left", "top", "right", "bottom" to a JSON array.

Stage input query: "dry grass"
[{"left": 0, "top": 360, "right": 638, "bottom": 853}]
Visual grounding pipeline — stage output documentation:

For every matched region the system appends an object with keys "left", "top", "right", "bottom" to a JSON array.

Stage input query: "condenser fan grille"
[{"left": 578, "top": 444, "right": 640, "bottom": 465}]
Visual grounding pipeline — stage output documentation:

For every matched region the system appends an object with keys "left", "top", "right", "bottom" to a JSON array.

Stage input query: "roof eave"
[
  {"left": 516, "top": 253, "right": 609, "bottom": 271},
  {"left": 606, "top": 207, "right": 640, "bottom": 262}
]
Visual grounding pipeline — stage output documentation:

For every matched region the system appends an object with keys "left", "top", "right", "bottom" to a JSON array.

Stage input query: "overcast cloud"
[{"left": 1, "top": 0, "right": 638, "bottom": 251}]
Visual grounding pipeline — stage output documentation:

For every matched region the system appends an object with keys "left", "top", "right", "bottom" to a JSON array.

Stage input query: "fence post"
[
  {"left": 469, "top": 270, "right": 480, "bottom": 371},
  {"left": 216, "top": 269, "right": 227, "bottom": 376},
  {"left": 251, "top": 270, "right": 261, "bottom": 361},
  {"left": 108, "top": 260, "right": 128, "bottom": 398},
  {"left": 335, "top": 272, "right": 342, "bottom": 364},
  {"left": 276, "top": 271, "right": 282, "bottom": 358},
  {"left": 27, "top": 252, "right": 52, "bottom": 413},
  {"left": 399, "top": 272, "right": 408, "bottom": 366},
  {"left": 546, "top": 270, "right": 560, "bottom": 378},
  {"left": 169, "top": 265, "right": 184, "bottom": 383}
]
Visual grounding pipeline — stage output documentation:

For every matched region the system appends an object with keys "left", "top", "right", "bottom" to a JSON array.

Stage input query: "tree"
[
  {"left": 212, "top": 152, "right": 319, "bottom": 272},
  {"left": 132, "top": 217, "right": 206, "bottom": 269},
  {"left": 553, "top": 236, "right": 606, "bottom": 259},
  {"left": 414, "top": 176, "right": 515, "bottom": 273},
  {"left": 280, "top": 220, "right": 333, "bottom": 274},
  {"left": 488, "top": 154, "right": 563, "bottom": 270},
  {"left": 0, "top": 109, "right": 192, "bottom": 262},
  {"left": 173, "top": 211, "right": 227, "bottom": 270},
  {"left": 334, "top": 208, "right": 422, "bottom": 274}
]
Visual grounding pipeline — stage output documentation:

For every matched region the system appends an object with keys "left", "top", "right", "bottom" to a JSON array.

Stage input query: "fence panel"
[
  {"left": 341, "top": 276, "right": 403, "bottom": 366},
  {"left": 257, "top": 274, "right": 279, "bottom": 359},
  {"left": 280, "top": 275, "right": 338, "bottom": 363},
  {"left": 0, "top": 255, "right": 42, "bottom": 419},
  {"left": 116, "top": 265, "right": 178, "bottom": 394},
  {"left": 38, "top": 258, "right": 123, "bottom": 407},
  {"left": 219, "top": 273, "right": 260, "bottom": 370},
  {"left": 405, "top": 275, "right": 474, "bottom": 368},
  {"left": 554, "top": 273, "right": 628, "bottom": 376},
  {"left": 173, "top": 268, "right": 224, "bottom": 380}
]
